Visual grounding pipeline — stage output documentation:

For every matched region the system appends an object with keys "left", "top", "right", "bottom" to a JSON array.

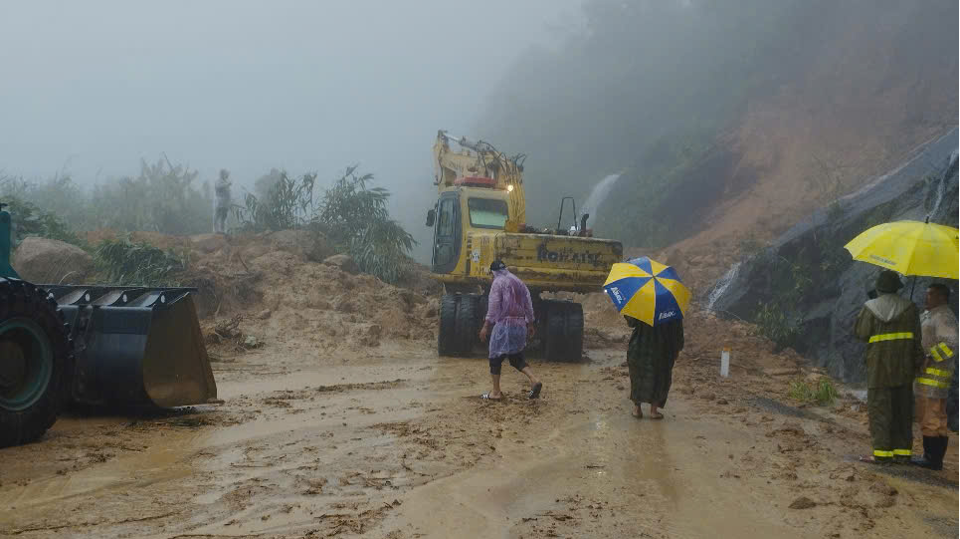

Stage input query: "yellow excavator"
[{"left": 426, "top": 131, "right": 623, "bottom": 362}]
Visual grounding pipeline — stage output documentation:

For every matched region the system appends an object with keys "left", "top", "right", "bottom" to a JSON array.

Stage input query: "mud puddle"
[{"left": 383, "top": 401, "right": 813, "bottom": 539}]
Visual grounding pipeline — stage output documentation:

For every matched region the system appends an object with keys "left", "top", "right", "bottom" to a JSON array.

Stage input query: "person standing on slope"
[
  {"left": 855, "top": 270, "right": 924, "bottom": 464},
  {"left": 214, "top": 169, "right": 232, "bottom": 234},
  {"left": 478, "top": 260, "right": 543, "bottom": 401}
]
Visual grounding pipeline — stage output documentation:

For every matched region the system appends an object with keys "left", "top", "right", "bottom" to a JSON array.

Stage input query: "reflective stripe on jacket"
[
  {"left": 854, "top": 294, "right": 923, "bottom": 389},
  {"left": 916, "top": 305, "right": 959, "bottom": 399}
]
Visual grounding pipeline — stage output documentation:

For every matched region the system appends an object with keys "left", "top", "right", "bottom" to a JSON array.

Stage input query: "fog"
[{"left": 0, "top": 0, "right": 583, "bottom": 260}]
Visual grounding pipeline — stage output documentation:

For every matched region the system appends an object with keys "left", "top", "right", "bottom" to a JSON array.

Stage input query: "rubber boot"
[
  {"left": 937, "top": 436, "right": 949, "bottom": 470},
  {"left": 911, "top": 436, "right": 941, "bottom": 470}
]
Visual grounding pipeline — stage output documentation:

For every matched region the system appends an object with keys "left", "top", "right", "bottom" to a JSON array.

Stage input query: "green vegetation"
[
  {"left": 315, "top": 166, "right": 415, "bottom": 284},
  {"left": 750, "top": 253, "right": 814, "bottom": 351},
  {"left": 94, "top": 236, "right": 187, "bottom": 286},
  {"left": 0, "top": 193, "right": 86, "bottom": 250},
  {"left": 234, "top": 172, "right": 317, "bottom": 233},
  {"left": 234, "top": 165, "right": 415, "bottom": 283},
  {"left": 1, "top": 158, "right": 212, "bottom": 236},
  {"left": 754, "top": 302, "right": 802, "bottom": 351},
  {"left": 788, "top": 377, "right": 839, "bottom": 406},
  {"left": 1, "top": 159, "right": 416, "bottom": 284}
]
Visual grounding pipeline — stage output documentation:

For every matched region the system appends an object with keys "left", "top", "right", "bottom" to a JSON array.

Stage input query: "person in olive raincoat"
[
  {"left": 624, "top": 315, "right": 684, "bottom": 419},
  {"left": 854, "top": 270, "right": 924, "bottom": 464}
]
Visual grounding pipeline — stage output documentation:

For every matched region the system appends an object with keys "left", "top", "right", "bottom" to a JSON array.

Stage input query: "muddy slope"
[{"left": 708, "top": 128, "right": 958, "bottom": 384}]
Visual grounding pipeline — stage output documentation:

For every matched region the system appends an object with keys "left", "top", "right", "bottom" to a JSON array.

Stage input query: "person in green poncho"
[
  {"left": 624, "top": 316, "right": 684, "bottom": 419},
  {"left": 854, "top": 270, "right": 923, "bottom": 464}
]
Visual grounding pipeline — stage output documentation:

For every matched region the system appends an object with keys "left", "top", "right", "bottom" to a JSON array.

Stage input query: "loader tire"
[
  {"left": 0, "top": 278, "right": 71, "bottom": 448},
  {"left": 454, "top": 294, "right": 481, "bottom": 357},
  {"left": 438, "top": 293, "right": 459, "bottom": 357},
  {"left": 541, "top": 300, "right": 584, "bottom": 363}
]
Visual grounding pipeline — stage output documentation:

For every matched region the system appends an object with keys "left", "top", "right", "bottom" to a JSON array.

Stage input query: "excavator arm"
[{"left": 433, "top": 130, "right": 527, "bottom": 228}]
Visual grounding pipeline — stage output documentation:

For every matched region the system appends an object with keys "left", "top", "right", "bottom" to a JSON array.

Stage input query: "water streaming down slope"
[
  {"left": 928, "top": 149, "right": 958, "bottom": 219},
  {"left": 706, "top": 262, "right": 742, "bottom": 311},
  {"left": 579, "top": 174, "right": 621, "bottom": 226}
]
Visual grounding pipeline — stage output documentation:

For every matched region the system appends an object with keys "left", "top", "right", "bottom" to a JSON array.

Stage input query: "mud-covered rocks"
[
  {"left": 269, "top": 229, "right": 333, "bottom": 262},
  {"left": 191, "top": 233, "right": 229, "bottom": 254},
  {"left": 12, "top": 236, "right": 93, "bottom": 284},
  {"left": 323, "top": 254, "right": 359, "bottom": 274}
]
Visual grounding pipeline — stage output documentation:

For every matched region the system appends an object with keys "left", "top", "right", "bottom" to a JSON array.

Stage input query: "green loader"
[{"left": 0, "top": 203, "right": 218, "bottom": 448}]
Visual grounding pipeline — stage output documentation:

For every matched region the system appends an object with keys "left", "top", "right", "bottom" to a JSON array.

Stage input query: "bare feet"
[
  {"left": 649, "top": 406, "right": 664, "bottom": 420},
  {"left": 631, "top": 405, "right": 642, "bottom": 418}
]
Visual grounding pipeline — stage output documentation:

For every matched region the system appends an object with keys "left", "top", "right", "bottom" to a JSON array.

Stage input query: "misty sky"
[{"left": 0, "top": 0, "right": 583, "bottom": 257}]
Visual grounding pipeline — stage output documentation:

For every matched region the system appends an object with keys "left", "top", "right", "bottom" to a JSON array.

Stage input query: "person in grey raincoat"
[{"left": 214, "top": 169, "right": 232, "bottom": 234}]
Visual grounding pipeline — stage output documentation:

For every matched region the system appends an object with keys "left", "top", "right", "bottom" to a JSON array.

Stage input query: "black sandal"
[{"left": 528, "top": 382, "right": 543, "bottom": 400}]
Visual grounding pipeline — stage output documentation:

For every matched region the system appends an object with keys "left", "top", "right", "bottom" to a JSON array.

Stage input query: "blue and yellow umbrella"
[{"left": 603, "top": 257, "right": 691, "bottom": 326}]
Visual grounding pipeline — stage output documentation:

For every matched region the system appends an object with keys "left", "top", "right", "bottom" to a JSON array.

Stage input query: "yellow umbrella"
[{"left": 843, "top": 219, "right": 958, "bottom": 279}]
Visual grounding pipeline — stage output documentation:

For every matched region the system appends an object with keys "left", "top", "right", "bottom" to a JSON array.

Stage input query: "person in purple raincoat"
[{"left": 478, "top": 260, "right": 543, "bottom": 400}]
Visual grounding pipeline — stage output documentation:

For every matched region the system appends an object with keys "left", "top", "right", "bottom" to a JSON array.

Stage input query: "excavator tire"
[
  {"left": 438, "top": 293, "right": 459, "bottom": 356},
  {"left": 0, "top": 279, "right": 71, "bottom": 448},
  {"left": 454, "top": 294, "right": 481, "bottom": 357},
  {"left": 541, "top": 300, "right": 584, "bottom": 363}
]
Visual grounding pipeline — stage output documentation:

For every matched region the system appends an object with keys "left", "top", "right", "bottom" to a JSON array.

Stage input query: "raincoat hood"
[{"left": 865, "top": 293, "right": 913, "bottom": 322}]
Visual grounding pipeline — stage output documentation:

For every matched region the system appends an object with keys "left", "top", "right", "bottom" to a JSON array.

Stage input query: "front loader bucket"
[{"left": 44, "top": 286, "right": 217, "bottom": 408}]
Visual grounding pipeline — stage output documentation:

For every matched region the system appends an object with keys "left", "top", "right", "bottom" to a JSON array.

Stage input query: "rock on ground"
[
  {"left": 269, "top": 229, "right": 332, "bottom": 262},
  {"left": 191, "top": 233, "right": 229, "bottom": 254},
  {"left": 323, "top": 254, "right": 359, "bottom": 274},
  {"left": 12, "top": 236, "right": 93, "bottom": 284}
]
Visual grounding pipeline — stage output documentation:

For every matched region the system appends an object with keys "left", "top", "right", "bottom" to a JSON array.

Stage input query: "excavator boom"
[{"left": 433, "top": 130, "right": 527, "bottom": 226}]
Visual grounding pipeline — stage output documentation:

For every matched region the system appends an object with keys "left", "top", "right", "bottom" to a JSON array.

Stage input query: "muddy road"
[{"left": 1, "top": 330, "right": 957, "bottom": 539}]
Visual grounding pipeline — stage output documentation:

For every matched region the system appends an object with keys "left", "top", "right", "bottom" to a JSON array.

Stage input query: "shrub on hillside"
[
  {"left": 788, "top": 377, "right": 839, "bottom": 406},
  {"left": 234, "top": 171, "right": 317, "bottom": 232},
  {"left": 94, "top": 235, "right": 187, "bottom": 286},
  {"left": 234, "top": 165, "right": 416, "bottom": 284},
  {"left": 88, "top": 157, "right": 212, "bottom": 235},
  {"left": 0, "top": 192, "right": 86, "bottom": 250},
  {"left": 315, "top": 166, "right": 415, "bottom": 284},
  {"left": 2, "top": 157, "right": 214, "bottom": 237}
]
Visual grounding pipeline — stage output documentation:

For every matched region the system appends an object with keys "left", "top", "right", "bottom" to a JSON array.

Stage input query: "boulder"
[
  {"left": 269, "top": 229, "right": 333, "bottom": 262},
  {"left": 13, "top": 237, "right": 94, "bottom": 284},
  {"left": 323, "top": 254, "right": 359, "bottom": 275},
  {"left": 191, "top": 233, "right": 229, "bottom": 254}
]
